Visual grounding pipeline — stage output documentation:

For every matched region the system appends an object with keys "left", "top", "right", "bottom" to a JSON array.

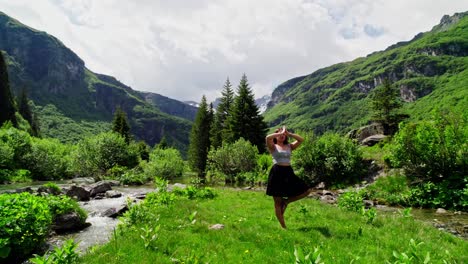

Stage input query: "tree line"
[{"left": 188, "top": 74, "right": 268, "bottom": 179}]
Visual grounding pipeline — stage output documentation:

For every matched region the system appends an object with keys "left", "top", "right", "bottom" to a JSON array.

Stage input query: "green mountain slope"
[
  {"left": 264, "top": 12, "right": 468, "bottom": 133},
  {"left": 0, "top": 11, "right": 195, "bottom": 151}
]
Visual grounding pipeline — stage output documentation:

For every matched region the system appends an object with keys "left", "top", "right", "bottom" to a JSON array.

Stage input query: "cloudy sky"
[{"left": 1, "top": 1, "right": 467, "bottom": 102}]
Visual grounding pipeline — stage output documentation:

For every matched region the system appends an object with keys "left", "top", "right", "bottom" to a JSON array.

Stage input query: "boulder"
[
  {"left": 362, "top": 134, "right": 387, "bottom": 146},
  {"left": 66, "top": 185, "right": 90, "bottom": 201},
  {"left": 348, "top": 123, "right": 385, "bottom": 143},
  {"left": 105, "top": 190, "right": 122, "bottom": 198},
  {"left": 52, "top": 212, "right": 90, "bottom": 232},
  {"left": 87, "top": 181, "right": 112, "bottom": 197},
  {"left": 37, "top": 186, "right": 62, "bottom": 196},
  {"left": 101, "top": 204, "right": 128, "bottom": 218}
]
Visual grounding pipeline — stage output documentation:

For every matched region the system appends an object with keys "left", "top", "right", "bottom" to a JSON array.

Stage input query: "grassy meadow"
[{"left": 80, "top": 188, "right": 467, "bottom": 264}]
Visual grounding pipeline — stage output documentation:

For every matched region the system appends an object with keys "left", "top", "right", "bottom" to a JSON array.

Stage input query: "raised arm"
[
  {"left": 285, "top": 130, "right": 304, "bottom": 150},
  {"left": 265, "top": 128, "right": 284, "bottom": 153}
]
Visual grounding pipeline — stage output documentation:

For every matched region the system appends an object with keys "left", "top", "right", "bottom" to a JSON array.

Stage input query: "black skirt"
[{"left": 266, "top": 164, "right": 309, "bottom": 197}]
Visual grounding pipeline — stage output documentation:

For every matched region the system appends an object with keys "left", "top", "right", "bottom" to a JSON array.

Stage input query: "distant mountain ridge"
[
  {"left": 0, "top": 11, "right": 195, "bottom": 151},
  {"left": 264, "top": 11, "right": 468, "bottom": 133}
]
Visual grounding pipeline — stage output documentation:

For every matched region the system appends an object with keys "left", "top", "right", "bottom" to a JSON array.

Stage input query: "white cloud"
[{"left": 0, "top": 0, "right": 467, "bottom": 103}]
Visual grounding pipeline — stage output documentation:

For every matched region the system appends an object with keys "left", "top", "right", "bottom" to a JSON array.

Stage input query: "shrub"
[
  {"left": 388, "top": 111, "right": 466, "bottom": 184},
  {"left": 29, "top": 239, "right": 79, "bottom": 264},
  {"left": 337, "top": 190, "right": 364, "bottom": 213},
  {"left": 207, "top": 138, "right": 259, "bottom": 184},
  {"left": 24, "top": 138, "right": 73, "bottom": 180},
  {"left": 388, "top": 110, "right": 467, "bottom": 210},
  {"left": 71, "top": 132, "right": 140, "bottom": 178},
  {"left": 0, "top": 193, "right": 52, "bottom": 261},
  {"left": 43, "top": 195, "right": 87, "bottom": 223},
  {"left": 0, "top": 124, "right": 32, "bottom": 170},
  {"left": 363, "top": 173, "right": 411, "bottom": 205},
  {"left": 143, "top": 148, "right": 185, "bottom": 180},
  {"left": 294, "top": 132, "right": 366, "bottom": 187},
  {"left": 257, "top": 153, "right": 272, "bottom": 184}
]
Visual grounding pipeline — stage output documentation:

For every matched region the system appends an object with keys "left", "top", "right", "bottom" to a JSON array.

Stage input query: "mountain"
[
  {"left": 0, "top": 11, "right": 194, "bottom": 151},
  {"left": 264, "top": 12, "right": 468, "bottom": 134}
]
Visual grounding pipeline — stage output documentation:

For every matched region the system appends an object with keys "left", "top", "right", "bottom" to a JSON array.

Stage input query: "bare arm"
[
  {"left": 265, "top": 129, "right": 284, "bottom": 153},
  {"left": 286, "top": 131, "right": 304, "bottom": 151}
]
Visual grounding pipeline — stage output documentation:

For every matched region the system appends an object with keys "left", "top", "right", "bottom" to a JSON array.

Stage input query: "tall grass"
[{"left": 80, "top": 188, "right": 467, "bottom": 263}]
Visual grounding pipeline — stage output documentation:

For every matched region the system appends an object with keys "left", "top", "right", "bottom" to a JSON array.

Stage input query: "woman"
[{"left": 265, "top": 126, "right": 310, "bottom": 229}]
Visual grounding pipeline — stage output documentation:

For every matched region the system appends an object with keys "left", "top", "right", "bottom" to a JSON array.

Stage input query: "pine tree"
[
  {"left": 227, "top": 74, "right": 267, "bottom": 152},
  {"left": 210, "top": 77, "right": 234, "bottom": 149},
  {"left": 112, "top": 106, "right": 131, "bottom": 144},
  {"left": 18, "top": 88, "right": 40, "bottom": 136},
  {"left": 371, "top": 78, "right": 406, "bottom": 135},
  {"left": 188, "top": 95, "right": 213, "bottom": 179},
  {"left": 157, "top": 136, "right": 169, "bottom": 149},
  {"left": 0, "top": 51, "right": 17, "bottom": 126}
]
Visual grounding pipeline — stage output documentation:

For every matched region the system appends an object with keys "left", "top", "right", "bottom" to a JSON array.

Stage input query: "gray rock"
[
  {"left": 101, "top": 204, "right": 128, "bottom": 218},
  {"left": 105, "top": 190, "right": 122, "bottom": 198},
  {"left": 87, "top": 181, "right": 112, "bottom": 197},
  {"left": 436, "top": 208, "right": 448, "bottom": 214},
  {"left": 66, "top": 185, "right": 90, "bottom": 201},
  {"left": 362, "top": 134, "right": 387, "bottom": 146},
  {"left": 53, "top": 212, "right": 90, "bottom": 232}
]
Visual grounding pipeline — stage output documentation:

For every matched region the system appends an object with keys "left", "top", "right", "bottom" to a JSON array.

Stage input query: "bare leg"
[
  {"left": 273, "top": 197, "right": 286, "bottom": 229},
  {"left": 284, "top": 188, "right": 312, "bottom": 206}
]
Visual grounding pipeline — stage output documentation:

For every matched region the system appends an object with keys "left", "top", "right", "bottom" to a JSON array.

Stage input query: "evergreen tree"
[
  {"left": 0, "top": 51, "right": 17, "bottom": 126},
  {"left": 157, "top": 136, "right": 169, "bottom": 149},
  {"left": 371, "top": 78, "right": 406, "bottom": 135},
  {"left": 18, "top": 88, "right": 40, "bottom": 136},
  {"left": 112, "top": 106, "right": 131, "bottom": 144},
  {"left": 227, "top": 74, "right": 267, "bottom": 152},
  {"left": 188, "top": 95, "right": 213, "bottom": 179},
  {"left": 210, "top": 77, "right": 234, "bottom": 149}
]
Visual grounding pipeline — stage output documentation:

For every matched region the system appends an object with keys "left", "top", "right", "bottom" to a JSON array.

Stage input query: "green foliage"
[
  {"left": 43, "top": 195, "right": 87, "bottom": 223},
  {"left": 71, "top": 131, "right": 140, "bottom": 178},
  {"left": 294, "top": 132, "right": 366, "bottom": 186},
  {"left": 0, "top": 123, "right": 32, "bottom": 170},
  {"left": 226, "top": 74, "right": 267, "bottom": 152},
  {"left": 18, "top": 88, "right": 40, "bottom": 137},
  {"left": 80, "top": 188, "right": 468, "bottom": 263},
  {"left": 207, "top": 138, "right": 259, "bottom": 184},
  {"left": 112, "top": 107, "right": 131, "bottom": 144},
  {"left": 140, "top": 224, "right": 160, "bottom": 250},
  {"left": 337, "top": 190, "right": 365, "bottom": 213},
  {"left": 188, "top": 96, "right": 212, "bottom": 178},
  {"left": 0, "top": 51, "right": 17, "bottom": 127},
  {"left": 294, "top": 245, "right": 324, "bottom": 264},
  {"left": 388, "top": 110, "right": 467, "bottom": 209},
  {"left": 0, "top": 192, "right": 52, "bottom": 260},
  {"left": 363, "top": 174, "right": 411, "bottom": 206},
  {"left": 388, "top": 239, "right": 431, "bottom": 264},
  {"left": 172, "top": 186, "right": 217, "bottom": 200},
  {"left": 210, "top": 77, "right": 234, "bottom": 149},
  {"left": 257, "top": 153, "right": 273, "bottom": 183},
  {"left": 25, "top": 137, "right": 73, "bottom": 180},
  {"left": 29, "top": 239, "right": 79, "bottom": 264},
  {"left": 389, "top": 110, "right": 466, "bottom": 182},
  {"left": 371, "top": 78, "right": 405, "bottom": 134},
  {"left": 143, "top": 148, "right": 185, "bottom": 180}
]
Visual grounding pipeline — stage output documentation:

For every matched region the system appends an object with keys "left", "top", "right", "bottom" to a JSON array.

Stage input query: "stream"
[{"left": 1, "top": 182, "right": 466, "bottom": 256}]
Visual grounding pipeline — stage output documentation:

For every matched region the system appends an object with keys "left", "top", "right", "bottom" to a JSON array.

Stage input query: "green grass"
[{"left": 80, "top": 188, "right": 467, "bottom": 263}]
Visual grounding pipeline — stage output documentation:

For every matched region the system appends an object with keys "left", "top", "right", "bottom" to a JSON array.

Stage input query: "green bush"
[
  {"left": 71, "top": 132, "right": 140, "bottom": 178},
  {"left": 25, "top": 138, "right": 73, "bottom": 180},
  {"left": 257, "top": 153, "right": 272, "bottom": 184},
  {"left": 294, "top": 132, "right": 366, "bottom": 187},
  {"left": 43, "top": 195, "right": 87, "bottom": 223},
  {"left": 0, "top": 193, "right": 52, "bottom": 261},
  {"left": 0, "top": 124, "right": 32, "bottom": 171},
  {"left": 207, "top": 138, "right": 259, "bottom": 184},
  {"left": 29, "top": 239, "right": 79, "bottom": 264},
  {"left": 337, "top": 190, "right": 364, "bottom": 213},
  {"left": 363, "top": 174, "right": 411, "bottom": 206},
  {"left": 388, "top": 111, "right": 466, "bottom": 184},
  {"left": 143, "top": 148, "right": 185, "bottom": 180},
  {"left": 388, "top": 111, "right": 467, "bottom": 210}
]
